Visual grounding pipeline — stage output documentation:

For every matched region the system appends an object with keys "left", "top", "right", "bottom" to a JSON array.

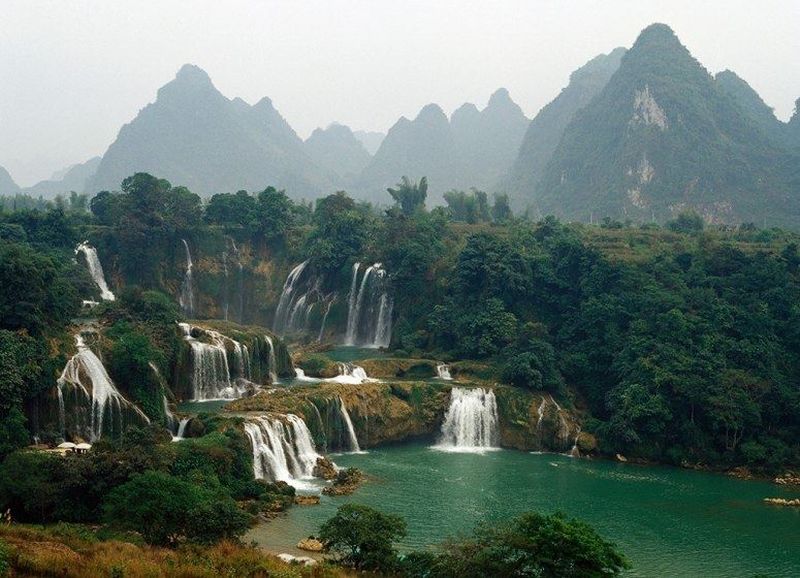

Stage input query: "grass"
[{"left": 0, "top": 524, "right": 356, "bottom": 578}]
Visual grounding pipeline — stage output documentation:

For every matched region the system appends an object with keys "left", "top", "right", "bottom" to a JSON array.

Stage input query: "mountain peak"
[
  {"left": 487, "top": 87, "right": 512, "bottom": 107},
  {"left": 156, "top": 64, "right": 218, "bottom": 102},
  {"left": 175, "top": 63, "right": 212, "bottom": 83},
  {"left": 416, "top": 103, "right": 448, "bottom": 123},
  {"left": 634, "top": 23, "right": 680, "bottom": 47}
]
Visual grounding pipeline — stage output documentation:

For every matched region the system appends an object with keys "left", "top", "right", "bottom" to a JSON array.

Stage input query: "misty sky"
[{"left": 2, "top": 0, "right": 798, "bottom": 186}]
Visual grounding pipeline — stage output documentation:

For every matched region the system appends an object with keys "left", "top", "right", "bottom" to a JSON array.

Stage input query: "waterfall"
[
  {"left": 173, "top": 418, "right": 190, "bottom": 441},
  {"left": 569, "top": 427, "right": 582, "bottom": 458},
  {"left": 273, "top": 261, "right": 309, "bottom": 334},
  {"left": 162, "top": 394, "right": 176, "bottom": 432},
  {"left": 344, "top": 262, "right": 393, "bottom": 347},
  {"left": 294, "top": 368, "right": 320, "bottom": 382},
  {"left": 58, "top": 333, "right": 149, "bottom": 441},
  {"left": 434, "top": 387, "right": 499, "bottom": 453},
  {"left": 264, "top": 335, "right": 279, "bottom": 383},
  {"left": 180, "top": 323, "right": 250, "bottom": 400},
  {"left": 179, "top": 239, "right": 195, "bottom": 317},
  {"left": 536, "top": 397, "right": 547, "bottom": 432},
  {"left": 338, "top": 397, "right": 362, "bottom": 452},
  {"left": 328, "top": 362, "right": 374, "bottom": 384},
  {"left": 221, "top": 250, "right": 229, "bottom": 321},
  {"left": 244, "top": 414, "right": 323, "bottom": 485},
  {"left": 318, "top": 296, "right": 335, "bottom": 342},
  {"left": 75, "top": 241, "right": 115, "bottom": 301},
  {"left": 344, "top": 262, "right": 361, "bottom": 342},
  {"left": 436, "top": 363, "right": 453, "bottom": 380}
]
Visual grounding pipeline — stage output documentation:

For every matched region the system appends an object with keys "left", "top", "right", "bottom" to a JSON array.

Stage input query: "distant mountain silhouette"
[
  {"left": 0, "top": 166, "right": 20, "bottom": 194},
  {"left": 357, "top": 89, "right": 528, "bottom": 203},
  {"left": 534, "top": 23, "right": 800, "bottom": 227},
  {"left": 353, "top": 130, "right": 385, "bottom": 155},
  {"left": 304, "top": 123, "right": 372, "bottom": 184},
  {"left": 25, "top": 157, "right": 101, "bottom": 196},
  {"left": 506, "top": 48, "right": 626, "bottom": 208},
  {"left": 88, "top": 64, "right": 335, "bottom": 198}
]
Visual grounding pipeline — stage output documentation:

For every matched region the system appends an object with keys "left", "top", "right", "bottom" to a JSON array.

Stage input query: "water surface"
[{"left": 249, "top": 443, "right": 800, "bottom": 577}]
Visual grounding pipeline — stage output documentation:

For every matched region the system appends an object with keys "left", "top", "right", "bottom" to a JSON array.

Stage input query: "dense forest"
[{"left": 1, "top": 173, "right": 799, "bottom": 473}]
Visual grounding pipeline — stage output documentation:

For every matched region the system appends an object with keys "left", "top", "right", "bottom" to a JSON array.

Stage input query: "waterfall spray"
[
  {"left": 434, "top": 387, "right": 499, "bottom": 453},
  {"left": 179, "top": 239, "right": 195, "bottom": 317},
  {"left": 75, "top": 241, "right": 115, "bottom": 301}
]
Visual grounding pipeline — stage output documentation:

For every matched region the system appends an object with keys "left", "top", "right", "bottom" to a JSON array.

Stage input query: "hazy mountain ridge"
[
  {"left": 506, "top": 47, "right": 626, "bottom": 209},
  {"left": 88, "top": 64, "right": 336, "bottom": 198},
  {"left": 533, "top": 23, "right": 800, "bottom": 226},
  {"left": 353, "top": 130, "right": 385, "bottom": 155},
  {"left": 304, "top": 123, "right": 372, "bottom": 183},
  {"left": 357, "top": 89, "right": 529, "bottom": 203},
  {"left": 0, "top": 166, "right": 20, "bottom": 194},
  {"left": 24, "top": 156, "right": 102, "bottom": 196}
]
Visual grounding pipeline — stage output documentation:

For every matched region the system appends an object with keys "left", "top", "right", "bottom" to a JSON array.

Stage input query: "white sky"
[{"left": 1, "top": 0, "right": 798, "bottom": 186}]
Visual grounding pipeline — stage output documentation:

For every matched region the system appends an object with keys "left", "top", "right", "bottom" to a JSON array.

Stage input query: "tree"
[
  {"left": 319, "top": 503, "right": 407, "bottom": 572},
  {"left": 254, "top": 186, "right": 294, "bottom": 241},
  {"left": 104, "top": 471, "right": 249, "bottom": 546},
  {"left": 492, "top": 193, "right": 513, "bottom": 223},
  {"left": 415, "top": 511, "right": 629, "bottom": 578},
  {"left": 387, "top": 176, "right": 427, "bottom": 216}
]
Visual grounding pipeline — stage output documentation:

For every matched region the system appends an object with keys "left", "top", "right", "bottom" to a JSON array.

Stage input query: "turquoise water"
[
  {"left": 176, "top": 399, "right": 229, "bottom": 414},
  {"left": 324, "top": 346, "right": 386, "bottom": 362},
  {"left": 248, "top": 444, "right": 800, "bottom": 577}
]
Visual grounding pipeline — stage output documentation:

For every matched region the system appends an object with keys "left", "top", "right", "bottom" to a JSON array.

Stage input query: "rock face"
[
  {"left": 506, "top": 47, "right": 625, "bottom": 209},
  {"left": 228, "top": 381, "right": 582, "bottom": 453},
  {"left": 0, "top": 166, "right": 20, "bottom": 194},
  {"left": 88, "top": 64, "right": 335, "bottom": 198},
  {"left": 534, "top": 23, "right": 800, "bottom": 227},
  {"left": 304, "top": 123, "right": 372, "bottom": 183},
  {"left": 357, "top": 89, "right": 528, "bottom": 204},
  {"left": 296, "top": 538, "right": 324, "bottom": 552}
]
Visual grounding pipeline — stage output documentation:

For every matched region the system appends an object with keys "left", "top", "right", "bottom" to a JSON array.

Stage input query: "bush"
[
  {"left": 319, "top": 503, "right": 406, "bottom": 572},
  {"left": 412, "top": 511, "right": 629, "bottom": 578},
  {"left": 104, "top": 471, "right": 249, "bottom": 546}
]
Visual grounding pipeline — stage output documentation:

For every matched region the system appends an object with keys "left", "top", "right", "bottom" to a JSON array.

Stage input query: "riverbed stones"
[{"left": 297, "top": 537, "right": 324, "bottom": 552}]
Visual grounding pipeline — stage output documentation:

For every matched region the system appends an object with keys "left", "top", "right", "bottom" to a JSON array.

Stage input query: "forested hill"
[
  {"left": 1, "top": 174, "right": 799, "bottom": 473},
  {"left": 534, "top": 24, "right": 800, "bottom": 227}
]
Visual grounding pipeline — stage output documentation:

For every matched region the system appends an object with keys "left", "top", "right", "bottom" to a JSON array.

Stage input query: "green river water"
[{"left": 249, "top": 443, "right": 800, "bottom": 577}]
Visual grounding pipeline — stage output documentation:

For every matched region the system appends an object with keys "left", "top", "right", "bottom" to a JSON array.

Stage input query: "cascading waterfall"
[
  {"left": 179, "top": 323, "right": 251, "bottom": 400},
  {"left": 174, "top": 418, "right": 190, "bottom": 441},
  {"left": 264, "top": 335, "right": 279, "bottom": 384},
  {"left": 162, "top": 394, "right": 176, "bottom": 432},
  {"left": 58, "top": 333, "right": 149, "bottom": 441},
  {"left": 243, "top": 414, "right": 323, "bottom": 485},
  {"left": 434, "top": 387, "right": 499, "bottom": 453},
  {"left": 75, "top": 241, "right": 115, "bottom": 301},
  {"left": 318, "top": 297, "right": 335, "bottom": 342},
  {"left": 436, "top": 363, "right": 453, "bottom": 380},
  {"left": 338, "top": 397, "right": 362, "bottom": 452},
  {"left": 179, "top": 239, "right": 195, "bottom": 317},
  {"left": 328, "top": 362, "right": 374, "bottom": 384},
  {"left": 222, "top": 236, "right": 244, "bottom": 323},
  {"left": 273, "top": 261, "right": 309, "bottom": 334},
  {"left": 344, "top": 262, "right": 393, "bottom": 348}
]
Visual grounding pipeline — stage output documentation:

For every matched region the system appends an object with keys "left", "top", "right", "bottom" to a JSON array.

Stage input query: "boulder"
[
  {"left": 294, "top": 495, "right": 321, "bottom": 506},
  {"left": 313, "top": 456, "right": 337, "bottom": 480},
  {"left": 297, "top": 537, "right": 324, "bottom": 552}
]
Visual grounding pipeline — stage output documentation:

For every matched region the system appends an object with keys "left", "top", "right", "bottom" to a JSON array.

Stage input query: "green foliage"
[
  {"left": 0, "top": 538, "right": 8, "bottom": 577},
  {"left": 387, "top": 176, "right": 428, "bottom": 216},
  {"left": 667, "top": 210, "right": 704, "bottom": 234},
  {"left": 443, "top": 189, "right": 490, "bottom": 223},
  {"left": 106, "top": 321, "right": 163, "bottom": 419},
  {"left": 103, "top": 470, "right": 249, "bottom": 546},
  {"left": 0, "top": 451, "right": 61, "bottom": 522},
  {"left": 319, "top": 503, "right": 407, "bottom": 572},
  {"left": 408, "top": 511, "right": 628, "bottom": 578}
]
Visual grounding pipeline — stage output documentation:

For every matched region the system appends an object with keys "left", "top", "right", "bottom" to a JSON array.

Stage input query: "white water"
[
  {"left": 75, "top": 241, "right": 115, "bottom": 301},
  {"left": 173, "top": 417, "right": 190, "bottom": 441},
  {"left": 244, "top": 414, "right": 324, "bottom": 489},
  {"left": 273, "top": 261, "right": 309, "bottom": 334},
  {"left": 436, "top": 363, "right": 453, "bottom": 380},
  {"left": 293, "top": 368, "right": 321, "bottom": 383},
  {"left": 265, "top": 335, "right": 279, "bottom": 383},
  {"left": 318, "top": 298, "right": 334, "bottom": 342},
  {"left": 327, "top": 362, "right": 375, "bottom": 384},
  {"left": 179, "top": 239, "right": 195, "bottom": 316},
  {"left": 344, "top": 262, "right": 393, "bottom": 348},
  {"left": 58, "top": 333, "right": 149, "bottom": 441},
  {"left": 162, "top": 393, "right": 176, "bottom": 432},
  {"left": 338, "top": 397, "right": 362, "bottom": 453},
  {"left": 434, "top": 387, "right": 499, "bottom": 453},
  {"left": 180, "top": 323, "right": 250, "bottom": 400}
]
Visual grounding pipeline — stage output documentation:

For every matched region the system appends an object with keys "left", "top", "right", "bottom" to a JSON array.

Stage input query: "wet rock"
[
  {"left": 774, "top": 472, "right": 800, "bottom": 486},
  {"left": 297, "top": 537, "right": 324, "bottom": 552},
  {"left": 764, "top": 497, "right": 800, "bottom": 507},
  {"left": 322, "top": 467, "right": 364, "bottom": 496},
  {"left": 294, "top": 495, "right": 321, "bottom": 506},
  {"left": 576, "top": 431, "right": 597, "bottom": 453},
  {"left": 615, "top": 453, "right": 627, "bottom": 462},
  {"left": 313, "top": 456, "right": 337, "bottom": 480}
]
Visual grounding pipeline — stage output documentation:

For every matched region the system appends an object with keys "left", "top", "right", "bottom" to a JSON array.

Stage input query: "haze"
[{"left": 1, "top": 0, "right": 798, "bottom": 186}]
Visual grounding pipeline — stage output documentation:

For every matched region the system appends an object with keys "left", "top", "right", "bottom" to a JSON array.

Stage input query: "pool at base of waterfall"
[{"left": 247, "top": 443, "right": 800, "bottom": 577}]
